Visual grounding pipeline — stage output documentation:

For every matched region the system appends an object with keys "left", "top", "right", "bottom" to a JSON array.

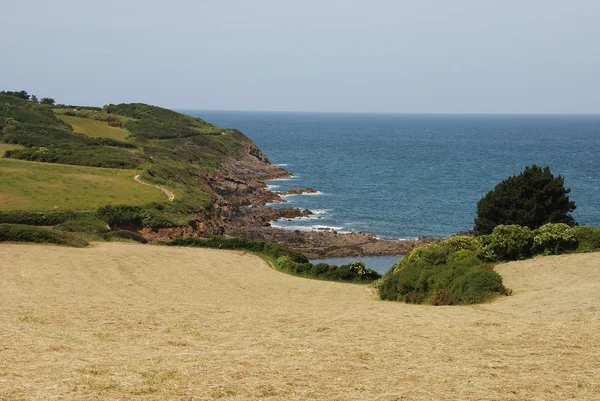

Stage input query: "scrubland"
[{"left": 1, "top": 243, "right": 599, "bottom": 400}]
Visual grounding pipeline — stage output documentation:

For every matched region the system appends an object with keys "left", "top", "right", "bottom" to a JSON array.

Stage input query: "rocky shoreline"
[{"left": 139, "top": 143, "right": 440, "bottom": 259}]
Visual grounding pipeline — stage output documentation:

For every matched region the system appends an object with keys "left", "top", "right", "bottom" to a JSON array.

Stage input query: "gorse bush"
[
  {"left": 103, "top": 230, "right": 148, "bottom": 243},
  {"left": 486, "top": 225, "right": 533, "bottom": 261},
  {"left": 532, "top": 223, "right": 578, "bottom": 255},
  {"left": 573, "top": 225, "right": 600, "bottom": 253},
  {"left": 378, "top": 238, "right": 509, "bottom": 305},
  {"left": 55, "top": 215, "right": 110, "bottom": 234},
  {"left": 276, "top": 257, "right": 380, "bottom": 282}
]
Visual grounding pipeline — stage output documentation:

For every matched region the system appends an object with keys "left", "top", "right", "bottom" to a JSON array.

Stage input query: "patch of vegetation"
[
  {"left": 55, "top": 215, "right": 110, "bottom": 234},
  {"left": 167, "top": 236, "right": 381, "bottom": 282},
  {"left": 105, "top": 103, "right": 223, "bottom": 139},
  {"left": 573, "top": 225, "right": 600, "bottom": 253},
  {"left": 103, "top": 230, "right": 148, "bottom": 243},
  {"left": 379, "top": 220, "right": 600, "bottom": 305},
  {"left": 378, "top": 239, "right": 509, "bottom": 305},
  {"left": 0, "top": 223, "right": 88, "bottom": 247},
  {"left": 1, "top": 99, "right": 145, "bottom": 168},
  {"left": 475, "top": 165, "right": 576, "bottom": 234},
  {"left": 0, "top": 210, "right": 82, "bottom": 225}
]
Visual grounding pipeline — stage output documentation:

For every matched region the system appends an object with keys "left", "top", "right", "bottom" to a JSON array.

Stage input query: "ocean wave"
[
  {"left": 271, "top": 223, "right": 344, "bottom": 232},
  {"left": 266, "top": 184, "right": 280, "bottom": 190},
  {"left": 276, "top": 163, "right": 289, "bottom": 166}
]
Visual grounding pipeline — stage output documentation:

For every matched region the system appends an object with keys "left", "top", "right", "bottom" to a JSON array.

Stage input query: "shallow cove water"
[{"left": 188, "top": 111, "right": 600, "bottom": 240}]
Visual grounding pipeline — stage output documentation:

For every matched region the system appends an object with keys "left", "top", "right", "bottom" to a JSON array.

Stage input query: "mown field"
[
  {"left": 57, "top": 115, "right": 130, "bottom": 140},
  {"left": 0, "top": 159, "right": 167, "bottom": 211},
  {"left": 1, "top": 243, "right": 599, "bottom": 400}
]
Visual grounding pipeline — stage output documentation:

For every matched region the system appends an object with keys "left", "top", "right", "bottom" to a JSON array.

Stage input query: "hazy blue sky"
[{"left": 1, "top": 0, "right": 599, "bottom": 113}]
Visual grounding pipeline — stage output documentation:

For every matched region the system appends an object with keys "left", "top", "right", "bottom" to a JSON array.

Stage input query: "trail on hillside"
[{"left": 133, "top": 174, "right": 175, "bottom": 202}]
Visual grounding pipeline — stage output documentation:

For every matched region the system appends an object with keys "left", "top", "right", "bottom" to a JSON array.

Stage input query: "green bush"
[
  {"left": 532, "top": 223, "right": 578, "bottom": 255},
  {"left": 0, "top": 210, "right": 82, "bottom": 225},
  {"left": 275, "top": 257, "right": 380, "bottom": 282},
  {"left": 573, "top": 225, "right": 600, "bottom": 252},
  {"left": 55, "top": 215, "right": 110, "bottom": 234},
  {"left": 103, "top": 230, "right": 148, "bottom": 243},
  {"left": 0, "top": 224, "right": 88, "bottom": 247},
  {"left": 378, "top": 240, "right": 509, "bottom": 305},
  {"left": 486, "top": 225, "right": 533, "bottom": 261}
]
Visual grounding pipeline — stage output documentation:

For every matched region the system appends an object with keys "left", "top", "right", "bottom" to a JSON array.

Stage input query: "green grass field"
[
  {"left": 0, "top": 143, "right": 24, "bottom": 157},
  {"left": 0, "top": 158, "right": 167, "bottom": 211},
  {"left": 57, "top": 115, "right": 131, "bottom": 140}
]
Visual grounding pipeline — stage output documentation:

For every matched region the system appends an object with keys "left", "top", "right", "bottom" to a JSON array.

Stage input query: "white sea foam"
[
  {"left": 302, "top": 191, "right": 324, "bottom": 196},
  {"left": 267, "top": 175, "right": 299, "bottom": 181},
  {"left": 271, "top": 223, "right": 344, "bottom": 232},
  {"left": 276, "top": 163, "right": 289, "bottom": 166},
  {"left": 266, "top": 184, "right": 280, "bottom": 190}
]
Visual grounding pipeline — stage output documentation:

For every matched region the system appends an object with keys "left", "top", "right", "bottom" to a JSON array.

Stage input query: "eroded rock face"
[{"left": 137, "top": 142, "right": 439, "bottom": 257}]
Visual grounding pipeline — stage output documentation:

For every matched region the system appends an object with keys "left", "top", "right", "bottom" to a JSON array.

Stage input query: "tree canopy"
[{"left": 474, "top": 165, "right": 576, "bottom": 234}]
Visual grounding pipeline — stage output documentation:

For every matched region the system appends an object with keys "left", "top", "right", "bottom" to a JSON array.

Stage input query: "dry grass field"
[{"left": 1, "top": 243, "right": 599, "bottom": 400}]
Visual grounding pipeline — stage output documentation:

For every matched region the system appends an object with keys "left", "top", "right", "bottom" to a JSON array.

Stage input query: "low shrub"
[
  {"left": 532, "top": 223, "right": 578, "bottom": 255},
  {"left": 103, "top": 230, "right": 148, "bottom": 243},
  {"left": 276, "top": 257, "right": 380, "bottom": 282},
  {"left": 486, "top": 225, "right": 533, "bottom": 261},
  {"left": 0, "top": 210, "right": 81, "bottom": 225},
  {"left": 573, "top": 225, "right": 600, "bottom": 252},
  {"left": 378, "top": 242, "right": 509, "bottom": 305},
  {"left": 0, "top": 223, "right": 88, "bottom": 247},
  {"left": 55, "top": 215, "right": 110, "bottom": 234}
]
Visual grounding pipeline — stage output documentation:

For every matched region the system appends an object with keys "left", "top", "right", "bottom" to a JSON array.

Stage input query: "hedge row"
[
  {"left": 167, "top": 236, "right": 381, "bottom": 282},
  {"left": 0, "top": 224, "right": 88, "bottom": 247}
]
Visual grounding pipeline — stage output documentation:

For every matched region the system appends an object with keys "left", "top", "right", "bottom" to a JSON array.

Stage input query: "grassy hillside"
[
  {"left": 1, "top": 91, "right": 259, "bottom": 225},
  {"left": 1, "top": 243, "right": 599, "bottom": 400},
  {"left": 0, "top": 158, "right": 166, "bottom": 211}
]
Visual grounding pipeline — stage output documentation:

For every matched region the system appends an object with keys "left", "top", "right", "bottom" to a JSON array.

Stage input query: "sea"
[{"left": 186, "top": 111, "right": 600, "bottom": 273}]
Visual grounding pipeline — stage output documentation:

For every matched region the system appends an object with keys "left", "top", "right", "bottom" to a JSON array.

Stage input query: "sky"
[{"left": 1, "top": 0, "right": 599, "bottom": 113}]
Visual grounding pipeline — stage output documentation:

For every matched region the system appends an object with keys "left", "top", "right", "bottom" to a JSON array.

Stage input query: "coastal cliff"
[
  {"left": 139, "top": 143, "right": 437, "bottom": 258},
  {"left": 0, "top": 93, "right": 436, "bottom": 257}
]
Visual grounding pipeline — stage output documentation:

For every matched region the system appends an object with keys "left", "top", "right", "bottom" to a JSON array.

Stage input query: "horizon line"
[{"left": 176, "top": 108, "right": 600, "bottom": 116}]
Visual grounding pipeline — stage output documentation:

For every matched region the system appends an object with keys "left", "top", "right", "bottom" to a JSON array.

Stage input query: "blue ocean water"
[{"left": 187, "top": 111, "right": 600, "bottom": 241}]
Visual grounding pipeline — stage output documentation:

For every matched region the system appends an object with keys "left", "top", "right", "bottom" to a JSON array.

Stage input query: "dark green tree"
[
  {"left": 474, "top": 165, "right": 576, "bottom": 234},
  {"left": 40, "top": 97, "right": 55, "bottom": 105},
  {"left": 0, "top": 90, "right": 30, "bottom": 100}
]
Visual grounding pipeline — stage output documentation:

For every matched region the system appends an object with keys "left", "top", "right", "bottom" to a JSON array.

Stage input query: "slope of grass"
[
  {"left": 1, "top": 243, "right": 599, "bottom": 400},
  {"left": 0, "top": 158, "right": 167, "bottom": 211},
  {"left": 57, "top": 115, "right": 130, "bottom": 140}
]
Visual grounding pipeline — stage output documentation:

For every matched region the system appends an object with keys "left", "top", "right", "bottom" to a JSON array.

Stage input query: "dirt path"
[{"left": 133, "top": 174, "right": 175, "bottom": 202}]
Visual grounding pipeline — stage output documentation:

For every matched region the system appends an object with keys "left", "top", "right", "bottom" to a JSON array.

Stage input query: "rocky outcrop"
[{"left": 138, "top": 140, "right": 440, "bottom": 258}]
